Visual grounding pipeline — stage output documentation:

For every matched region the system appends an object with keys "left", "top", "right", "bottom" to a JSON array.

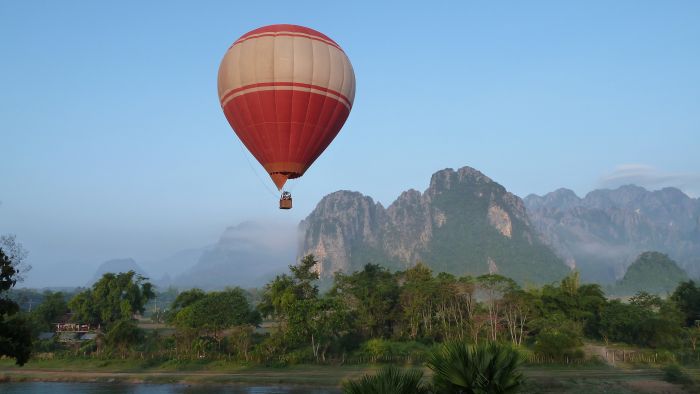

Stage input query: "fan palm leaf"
[
  {"left": 342, "top": 366, "right": 431, "bottom": 394},
  {"left": 428, "top": 341, "right": 524, "bottom": 394}
]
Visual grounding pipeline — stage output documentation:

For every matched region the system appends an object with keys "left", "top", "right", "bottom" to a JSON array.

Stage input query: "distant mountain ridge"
[
  {"left": 169, "top": 221, "right": 297, "bottom": 290},
  {"left": 80, "top": 222, "right": 297, "bottom": 291},
  {"left": 299, "top": 166, "right": 571, "bottom": 284},
  {"left": 525, "top": 185, "right": 700, "bottom": 283},
  {"left": 89, "top": 258, "right": 149, "bottom": 285}
]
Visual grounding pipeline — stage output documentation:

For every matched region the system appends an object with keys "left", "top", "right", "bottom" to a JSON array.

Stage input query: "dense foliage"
[
  {"left": 68, "top": 270, "right": 154, "bottom": 327},
  {"left": 8, "top": 252, "right": 700, "bottom": 376},
  {"left": 0, "top": 245, "right": 32, "bottom": 365}
]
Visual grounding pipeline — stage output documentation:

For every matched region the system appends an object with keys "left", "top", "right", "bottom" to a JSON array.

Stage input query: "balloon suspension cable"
[
  {"left": 284, "top": 177, "right": 300, "bottom": 193},
  {"left": 234, "top": 138, "right": 279, "bottom": 200}
]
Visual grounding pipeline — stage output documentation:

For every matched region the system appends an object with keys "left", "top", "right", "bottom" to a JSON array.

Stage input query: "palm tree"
[
  {"left": 343, "top": 366, "right": 431, "bottom": 394},
  {"left": 428, "top": 341, "right": 524, "bottom": 394}
]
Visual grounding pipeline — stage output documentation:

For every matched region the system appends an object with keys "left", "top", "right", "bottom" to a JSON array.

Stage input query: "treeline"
[{"left": 8, "top": 254, "right": 700, "bottom": 365}]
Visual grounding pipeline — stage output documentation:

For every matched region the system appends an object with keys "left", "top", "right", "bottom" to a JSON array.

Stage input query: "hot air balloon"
[{"left": 217, "top": 24, "right": 356, "bottom": 209}]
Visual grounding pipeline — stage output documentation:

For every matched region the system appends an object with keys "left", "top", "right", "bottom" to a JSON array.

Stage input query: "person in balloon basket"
[{"left": 280, "top": 191, "right": 293, "bottom": 209}]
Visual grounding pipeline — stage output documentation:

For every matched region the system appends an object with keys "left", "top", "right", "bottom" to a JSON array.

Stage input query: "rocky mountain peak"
[
  {"left": 525, "top": 188, "right": 581, "bottom": 212},
  {"left": 428, "top": 166, "right": 494, "bottom": 193},
  {"left": 584, "top": 184, "right": 650, "bottom": 208},
  {"left": 300, "top": 166, "right": 570, "bottom": 284}
]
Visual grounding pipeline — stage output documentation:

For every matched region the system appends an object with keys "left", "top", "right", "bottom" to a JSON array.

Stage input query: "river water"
[{"left": 0, "top": 382, "right": 342, "bottom": 393}]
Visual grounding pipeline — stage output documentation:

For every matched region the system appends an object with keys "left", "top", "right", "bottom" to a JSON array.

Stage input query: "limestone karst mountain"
[
  {"left": 299, "top": 166, "right": 571, "bottom": 285},
  {"left": 612, "top": 251, "right": 689, "bottom": 295}
]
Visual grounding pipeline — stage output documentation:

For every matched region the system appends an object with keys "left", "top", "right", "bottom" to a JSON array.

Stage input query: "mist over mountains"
[
  {"left": 21, "top": 166, "right": 699, "bottom": 291},
  {"left": 525, "top": 185, "right": 700, "bottom": 283},
  {"left": 167, "top": 221, "right": 297, "bottom": 289},
  {"left": 40, "top": 222, "right": 298, "bottom": 291}
]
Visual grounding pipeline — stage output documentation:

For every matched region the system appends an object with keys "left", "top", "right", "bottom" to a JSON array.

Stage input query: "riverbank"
[
  {"left": 0, "top": 359, "right": 690, "bottom": 393},
  {"left": 0, "top": 361, "right": 368, "bottom": 386}
]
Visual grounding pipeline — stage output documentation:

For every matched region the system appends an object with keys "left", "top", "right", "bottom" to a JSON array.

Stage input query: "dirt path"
[{"left": 584, "top": 343, "right": 615, "bottom": 366}]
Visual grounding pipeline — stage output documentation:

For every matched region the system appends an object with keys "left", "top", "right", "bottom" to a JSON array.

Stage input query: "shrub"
[
  {"left": 533, "top": 328, "right": 583, "bottom": 360},
  {"left": 663, "top": 364, "right": 693, "bottom": 385},
  {"left": 359, "top": 339, "right": 392, "bottom": 362},
  {"left": 342, "top": 366, "right": 431, "bottom": 394},
  {"left": 356, "top": 339, "right": 433, "bottom": 363},
  {"left": 282, "top": 347, "right": 314, "bottom": 365},
  {"left": 428, "top": 341, "right": 524, "bottom": 394}
]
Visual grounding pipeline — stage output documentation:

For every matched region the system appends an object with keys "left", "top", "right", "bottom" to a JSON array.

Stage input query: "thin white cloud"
[{"left": 599, "top": 164, "right": 700, "bottom": 198}]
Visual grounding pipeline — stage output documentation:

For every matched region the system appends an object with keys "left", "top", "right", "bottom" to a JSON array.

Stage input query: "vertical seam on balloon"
[
  {"left": 271, "top": 35, "right": 280, "bottom": 170},
  {"left": 241, "top": 42, "right": 265, "bottom": 168},
  {"left": 308, "top": 41, "right": 338, "bottom": 165},
  {"left": 252, "top": 35, "right": 271, "bottom": 168},
  {"left": 308, "top": 49, "right": 346, "bottom": 168},
  {"left": 297, "top": 40, "right": 315, "bottom": 165},
  {"left": 235, "top": 43, "right": 262, "bottom": 164},
  {"left": 287, "top": 35, "right": 295, "bottom": 169},
  {"left": 298, "top": 42, "right": 330, "bottom": 166},
  {"left": 321, "top": 51, "right": 348, "bottom": 162},
  {"left": 224, "top": 46, "right": 277, "bottom": 198},
  {"left": 337, "top": 50, "right": 348, "bottom": 146}
]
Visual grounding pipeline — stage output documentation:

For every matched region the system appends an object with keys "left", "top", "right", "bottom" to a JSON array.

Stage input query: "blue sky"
[{"left": 1, "top": 1, "right": 699, "bottom": 286}]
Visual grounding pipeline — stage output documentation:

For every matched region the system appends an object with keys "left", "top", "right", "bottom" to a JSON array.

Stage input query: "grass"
[{"left": 0, "top": 357, "right": 694, "bottom": 392}]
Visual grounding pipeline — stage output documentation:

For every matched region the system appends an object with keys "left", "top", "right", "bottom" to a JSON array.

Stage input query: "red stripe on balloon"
[
  {"left": 236, "top": 24, "right": 339, "bottom": 46},
  {"left": 220, "top": 82, "right": 352, "bottom": 108},
  {"left": 232, "top": 33, "right": 343, "bottom": 52}
]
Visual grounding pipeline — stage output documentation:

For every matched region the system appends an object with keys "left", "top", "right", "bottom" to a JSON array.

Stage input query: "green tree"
[
  {"left": 228, "top": 324, "right": 255, "bottom": 361},
  {"left": 332, "top": 263, "right": 399, "bottom": 339},
  {"left": 68, "top": 270, "right": 154, "bottom": 327},
  {"left": 0, "top": 245, "right": 32, "bottom": 365},
  {"left": 0, "top": 235, "right": 31, "bottom": 282},
  {"left": 433, "top": 274, "right": 481, "bottom": 343},
  {"left": 533, "top": 317, "right": 583, "bottom": 360},
  {"left": 260, "top": 255, "right": 352, "bottom": 361},
  {"left": 105, "top": 319, "right": 142, "bottom": 358},
  {"left": 29, "top": 291, "right": 68, "bottom": 335},
  {"left": 173, "top": 288, "right": 260, "bottom": 349},
  {"left": 307, "top": 295, "right": 352, "bottom": 361},
  {"left": 599, "top": 295, "right": 683, "bottom": 348},
  {"left": 686, "top": 322, "right": 700, "bottom": 351},
  {"left": 476, "top": 274, "right": 518, "bottom": 342},
  {"left": 598, "top": 300, "right": 638, "bottom": 345},
  {"left": 672, "top": 280, "right": 700, "bottom": 327},
  {"left": 535, "top": 272, "right": 606, "bottom": 338},
  {"left": 502, "top": 288, "right": 533, "bottom": 346},
  {"left": 165, "top": 288, "right": 206, "bottom": 324},
  {"left": 397, "top": 263, "right": 437, "bottom": 340}
]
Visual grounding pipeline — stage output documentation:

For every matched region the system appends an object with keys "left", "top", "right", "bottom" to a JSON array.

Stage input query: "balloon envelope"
[{"left": 218, "top": 24, "right": 356, "bottom": 190}]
